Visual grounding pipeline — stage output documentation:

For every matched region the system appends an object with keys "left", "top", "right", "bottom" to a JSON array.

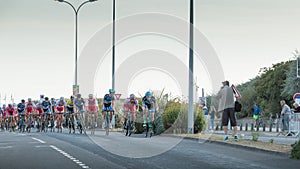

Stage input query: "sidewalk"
[{"left": 207, "top": 130, "right": 300, "bottom": 145}]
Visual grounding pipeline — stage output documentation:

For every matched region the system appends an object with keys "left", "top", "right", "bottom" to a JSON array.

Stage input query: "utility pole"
[{"left": 188, "top": 0, "right": 194, "bottom": 134}]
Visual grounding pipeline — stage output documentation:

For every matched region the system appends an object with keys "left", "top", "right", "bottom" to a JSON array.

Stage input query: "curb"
[{"left": 162, "top": 134, "right": 290, "bottom": 157}]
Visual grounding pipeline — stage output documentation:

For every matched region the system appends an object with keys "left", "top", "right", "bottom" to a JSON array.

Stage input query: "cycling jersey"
[
  {"left": 42, "top": 101, "right": 51, "bottom": 112},
  {"left": 124, "top": 98, "right": 138, "bottom": 113},
  {"left": 86, "top": 98, "right": 98, "bottom": 112},
  {"left": 142, "top": 96, "right": 156, "bottom": 109},
  {"left": 102, "top": 94, "right": 115, "bottom": 112},
  {"left": 6, "top": 107, "right": 15, "bottom": 116},
  {"left": 56, "top": 101, "right": 66, "bottom": 113},
  {"left": 74, "top": 98, "right": 85, "bottom": 110},
  {"left": 17, "top": 103, "right": 26, "bottom": 114},
  {"left": 26, "top": 102, "right": 35, "bottom": 113},
  {"left": 66, "top": 100, "right": 74, "bottom": 113},
  {"left": 36, "top": 104, "right": 43, "bottom": 115},
  {"left": 103, "top": 94, "right": 114, "bottom": 107},
  {"left": 51, "top": 101, "right": 56, "bottom": 112}
]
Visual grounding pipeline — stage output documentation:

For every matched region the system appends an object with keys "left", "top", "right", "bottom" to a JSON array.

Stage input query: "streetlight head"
[
  {"left": 54, "top": 0, "right": 64, "bottom": 2},
  {"left": 89, "top": 0, "right": 98, "bottom": 2}
]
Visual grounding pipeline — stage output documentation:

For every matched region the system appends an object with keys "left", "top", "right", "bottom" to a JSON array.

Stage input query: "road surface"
[{"left": 0, "top": 130, "right": 299, "bottom": 169}]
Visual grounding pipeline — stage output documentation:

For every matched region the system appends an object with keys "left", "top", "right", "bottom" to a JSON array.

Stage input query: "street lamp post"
[
  {"left": 55, "top": 0, "right": 98, "bottom": 93},
  {"left": 188, "top": 0, "right": 194, "bottom": 134},
  {"left": 112, "top": 0, "right": 116, "bottom": 90}
]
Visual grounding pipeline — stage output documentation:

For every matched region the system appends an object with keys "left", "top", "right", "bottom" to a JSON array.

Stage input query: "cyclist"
[
  {"left": 102, "top": 89, "right": 115, "bottom": 129},
  {"left": 42, "top": 97, "right": 52, "bottom": 131},
  {"left": 253, "top": 104, "right": 262, "bottom": 127},
  {"left": 123, "top": 94, "right": 138, "bottom": 133},
  {"left": 51, "top": 98, "right": 56, "bottom": 113},
  {"left": 66, "top": 96, "right": 75, "bottom": 134},
  {"left": 6, "top": 104, "right": 15, "bottom": 131},
  {"left": 55, "top": 97, "right": 66, "bottom": 132},
  {"left": 35, "top": 100, "right": 44, "bottom": 131},
  {"left": 25, "top": 98, "right": 36, "bottom": 132},
  {"left": 142, "top": 91, "right": 158, "bottom": 137},
  {"left": 0, "top": 106, "right": 4, "bottom": 130},
  {"left": 17, "top": 100, "right": 26, "bottom": 132},
  {"left": 74, "top": 93, "right": 85, "bottom": 133},
  {"left": 86, "top": 94, "right": 99, "bottom": 129}
]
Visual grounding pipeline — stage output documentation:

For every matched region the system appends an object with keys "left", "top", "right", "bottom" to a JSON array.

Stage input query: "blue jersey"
[
  {"left": 142, "top": 96, "right": 156, "bottom": 109},
  {"left": 17, "top": 103, "right": 26, "bottom": 113},
  {"left": 103, "top": 94, "right": 114, "bottom": 107},
  {"left": 42, "top": 101, "right": 51, "bottom": 111}
]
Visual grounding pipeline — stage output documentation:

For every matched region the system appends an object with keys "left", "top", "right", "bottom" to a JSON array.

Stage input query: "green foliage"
[
  {"left": 291, "top": 141, "right": 300, "bottom": 159},
  {"left": 162, "top": 101, "right": 205, "bottom": 133},
  {"left": 236, "top": 80, "right": 257, "bottom": 118},
  {"left": 254, "top": 61, "right": 292, "bottom": 115},
  {"left": 229, "top": 60, "right": 295, "bottom": 119},
  {"left": 252, "top": 132, "right": 259, "bottom": 141},
  {"left": 282, "top": 60, "right": 300, "bottom": 103},
  {"left": 194, "top": 107, "right": 206, "bottom": 133}
]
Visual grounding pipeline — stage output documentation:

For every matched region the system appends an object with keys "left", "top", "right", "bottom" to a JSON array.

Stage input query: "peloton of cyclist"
[
  {"left": 123, "top": 94, "right": 138, "bottom": 130},
  {"left": 142, "top": 91, "right": 158, "bottom": 131},
  {"left": 86, "top": 94, "right": 99, "bottom": 128},
  {"left": 102, "top": 89, "right": 115, "bottom": 129}
]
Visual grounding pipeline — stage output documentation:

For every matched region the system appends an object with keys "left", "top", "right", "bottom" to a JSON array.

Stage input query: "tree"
[{"left": 282, "top": 59, "right": 300, "bottom": 103}]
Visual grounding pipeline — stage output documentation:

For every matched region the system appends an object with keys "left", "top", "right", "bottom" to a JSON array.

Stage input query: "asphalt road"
[{"left": 0, "top": 129, "right": 299, "bottom": 169}]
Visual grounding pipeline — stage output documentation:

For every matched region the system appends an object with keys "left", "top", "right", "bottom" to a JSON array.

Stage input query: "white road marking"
[
  {"left": 31, "top": 137, "right": 46, "bottom": 144},
  {"left": 0, "top": 146, "right": 13, "bottom": 149},
  {"left": 50, "top": 145, "right": 91, "bottom": 169}
]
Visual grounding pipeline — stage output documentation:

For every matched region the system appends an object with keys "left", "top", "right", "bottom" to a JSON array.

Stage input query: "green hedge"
[
  {"left": 291, "top": 141, "right": 300, "bottom": 159},
  {"left": 162, "top": 101, "right": 206, "bottom": 133}
]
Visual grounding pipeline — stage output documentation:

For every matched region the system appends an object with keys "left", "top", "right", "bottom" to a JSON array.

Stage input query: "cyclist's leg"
[
  {"left": 124, "top": 106, "right": 129, "bottom": 128},
  {"left": 143, "top": 107, "right": 149, "bottom": 127}
]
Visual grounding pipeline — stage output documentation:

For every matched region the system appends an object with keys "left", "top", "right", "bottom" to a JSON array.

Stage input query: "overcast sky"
[{"left": 1, "top": 0, "right": 300, "bottom": 102}]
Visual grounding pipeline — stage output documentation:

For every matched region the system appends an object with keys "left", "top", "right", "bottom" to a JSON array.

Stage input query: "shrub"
[
  {"left": 291, "top": 141, "right": 300, "bottom": 159},
  {"left": 252, "top": 132, "right": 259, "bottom": 141},
  {"left": 162, "top": 101, "right": 206, "bottom": 133}
]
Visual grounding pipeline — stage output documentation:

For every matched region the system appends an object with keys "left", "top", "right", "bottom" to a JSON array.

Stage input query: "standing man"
[
  {"left": 217, "top": 81, "right": 238, "bottom": 141},
  {"left": 280, "top": 100, "right": 291, "bottom": 132}
]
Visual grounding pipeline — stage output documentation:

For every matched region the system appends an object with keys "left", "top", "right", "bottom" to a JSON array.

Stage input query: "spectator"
[
  {"left": 202, "top": 105, "right": 209, "bottom": 130},
  {"left": 209, "top": 106, "right": 216, "bottom": 130},
  {"left": 253, "top": 104, "right": 261, "bottom": 127},
  {"left": 217, "top": 80, "right": 238, "bottom": 141},
  {"left": 280, "top": 100, "right": 291, "bottom": 132},
  {"left": 293, "top": 103, "right": 300, "bottom": 113}
]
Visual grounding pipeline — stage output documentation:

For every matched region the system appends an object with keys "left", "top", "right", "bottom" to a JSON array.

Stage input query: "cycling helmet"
[
  {"left": 60, "top": 97, "right": 64, "bottom": 101},
  {"left": 8, "top": 104, "right": 12, "bottom": 107},
  {"left": 88, "top": 94, "right": 93, "bottom": 99},
  {"left": 51, "top": 98, "right": 55, "bottom": 101},
  {"left": 145, "top": 91, "right": 151, "bottom": 97},
  {"left": 28, "top": 98, "right": 32, "bottom": 101},
  {"left": 40, "top": 94, "right": 44, "bottom": 99},
  {"left": 130, "top": 94, "right": 135, "bottom": 100},
  {"left": 70, "top": 96, "right": 74, "bottom": 100},
  {"left": 21, "top": 99, "right": 25, "bottom": 103},
  {"left": 45, "top": 97, "right": 49, "bottom": 101},
  {"left": 109, "top": 89, "right": 115, "bottom": 94},
  {"left": 76, "top": 93, "right": 81, "bottom": 98}
]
